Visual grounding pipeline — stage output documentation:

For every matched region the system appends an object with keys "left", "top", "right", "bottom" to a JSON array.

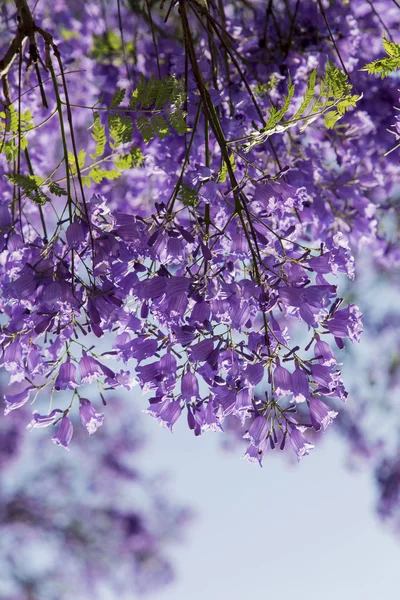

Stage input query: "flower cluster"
[{"left": 0, "top": 0, "right": 399, "bottom": 464}]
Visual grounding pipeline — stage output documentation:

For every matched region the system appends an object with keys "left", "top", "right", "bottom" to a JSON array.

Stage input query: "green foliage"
[
  {"left": 91, "top": 30, "right": 134, "bottom": 62},
  {"left": 88, "top": 166, "right": 122, "bottom": 184},
  {"left": 361, "top": 36, "right": 400, "bottom": 78},
  {"left": 218, "top": 153, "right": 236, "bottom": 183},
  {"left": 108, "top": 114, "right": 133, "bottom": 147},
  {"left": 110, "top": 88, "right": 126, "bottom": 109},
  {"left": 68, "top": 149, "right": 86, "bottom": 174},
  {"left": 90, "top": 112, "right": 106, "bottom": 159},
  {"left": 244, "top": 59, "right": 361, "bottom": 151},
  {"left": 6, "top": 173, "right": 49, "bottom": 205},
  {"left": 254, "top": 74, "right": 280, "bottom": 98},
  {"left": 128, "top": 75, "right": 188, "bottom": 142},
  {"left": 0, "top": 106, "right": 35, "bottom": 158},
  {"left": 48, "top": 182, "right": 68, "bottom": 197},
  {"left": 178, "top": 184, "right": 199, "bottom": 208},
  {"left": 265, "top": 76, "right": 295, "bottom": 130}
]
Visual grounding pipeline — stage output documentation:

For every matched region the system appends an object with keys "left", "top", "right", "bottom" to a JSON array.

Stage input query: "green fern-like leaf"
[
  {"left": 142, "top": 76, "right": 159, "bottom": 108},
  {"left": 167, "top": 108, "right": 188, "bottom": 135},
  {"left": 89, "top": 166, "right": 121, "bottom": 184},
  {"left": 129, "top": 74, "right": 147, "bottom": 108},
  {"left": 136, "top": 116, "right": 155, "bottom": 143},
  {"left": 383, "top": 36, "right": 400, "bottom": 58},
  {"left": 264, "top": 76, "right": 295, "bottom": 130},
  {"left": 6, "top": 173, "right": 49, "bottom": 205},
  {"left": 108, "top": 114, "right": 133, "bottom": 147},
  {"left": 178, "top": 184, "right": 199, "bottom": 208},
  {"left": 130, "top": 146, "right": 145, "bottom": 167},
  {"left": 151, "top": 115, "right": 170, "bottom": 140},
  {"left": 293, "top": 69, "right": 317, "bottom": 119},
  {"left": 217, "top": 153, "right": 236, "bottom": 184},
  {"left": 323, "top": 59, "right": 351, "bottom": 98},
  {"left": 110, "top": 88, "right": 126, "bottom": 109},
  {"left": 361, "top": 36, "right": 400, "bottom": 78},
  {"left": 48, "top": 182, "right": 68, "bottom": 196},
  {"left": 90, "top": 112, "right": 106, "bottom": 159}
]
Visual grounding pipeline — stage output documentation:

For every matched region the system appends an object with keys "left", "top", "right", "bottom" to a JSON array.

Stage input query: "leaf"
[
  {"left": 167, "top": 108, "right": 188, "bottom": 135},
  {"left": 108, "top": 114, "right": 133, "bottom": 147},
  {"left": 151, "top": 115, "right": 170, "bottom": 140},
  {"left": 323, "top": 59, "right": 351, "bottom": 98},
  {"left": 136, "top": 116, "right": 155, "bottom": 143},
  {"left": 68, "top": 149, "right": 86, "bottom": 170},
  {"left": 6, "top": 173, "right": 49, "bottom": 205},
  {"left": 324, "top": 111, "right": 341, "bottom": 129},
  {"left": 361, "top": 36, "right": 400, "bottom": 78},
  {"left": 90, "top": 112, "right": 106, "bottom": 159},
  {"left": 130, "top": 146, "right": 145, "bottom": 167},
  {"left": 383, "top": 36, "right": 400, "bottom": 58},
  {"left": 129, "top": 74, "right": 147, "bottom": 108},
  {"left": 264, "top": 75, "right": 295, "bottom": 130},
  {"left": 114, "top": 153, "right": 133, "bottom": 170},
  {"left": 142, "top": 76, "right": 159, "bottom": 108},
  {"left": 89, "top": 167, "right": 121, "bottom": 184},
  {"left": 218, "top": 153, "right": 235, "bottom": 183},
  {"left": 110, "top": 88, "right": 126, "bottom": 108},
  {"left": 49, "top": 182, "right": 68, "bottom": 196},
  {"left": 178, "top": 184, "right": 199, "bottom": 208},
  {"left": 293, "top": 69, "right": 317, "bottom": 119}
]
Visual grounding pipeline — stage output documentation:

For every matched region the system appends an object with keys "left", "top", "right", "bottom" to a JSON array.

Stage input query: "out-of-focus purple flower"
[
  {"left": 79, "top": 398, "right": 105, "bottom": 434},
  {"left": 52, "top": 416, "right": 73, "bottom": 450}
]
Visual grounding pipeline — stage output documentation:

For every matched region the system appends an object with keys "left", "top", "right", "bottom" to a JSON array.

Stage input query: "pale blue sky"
[{"left": 140, "top": 420, "right": 400, "bottom": 600}]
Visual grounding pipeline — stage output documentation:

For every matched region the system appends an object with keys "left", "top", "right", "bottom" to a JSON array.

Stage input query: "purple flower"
[
  {"left": 0, "top": 341, "right": 24, "bottom": 373},
  {"left": 288, "top": 425, "right": 314, "bottom": 461},
  {"left": 4, "top": 384, "right": 34, "bottom": 415},
  {"left": 66, "top": 221, "right": 87, "bottom": 248},
  {"left": 243, "top": 440, "right": 268, "bottom": 466},
  {"left": 274, "top": 364, "right": 292, "bottom": 398},
  {"left": 189, "top": 339, "right": 214, "bottom": 362},
  {"left": 52, "top": 416, "right": 73, "bottom": 450},
  {"left": 243, "top": 415, "right": 269, "bottom": 447},
  {"left": 194, "top": 401, "right": 223, "bottom": 433},
  {"left": 146, "top": 399, "right": 182, "bottom": 431},
  {"left": 55, "top": 358, "right": 78, "bottom": 391},
  {"left": 181, "top": 371, "right": 199, "bottom": 402},
  {"left": 79, "top": 354, "right": 102, "bottom": 384},
  {"left": 326, "top": 305, "right": 363, "bottom": 342},
  {"left": 27, "top": 409, "right": 63, "bottom": 430},
  {"left": 79, "top": 398, "right": 105, "bottom": 435},
  {"left": 309, "top": 398, "right": 338, "bottom": 431},
  {"left": 314, "top": 339, "right": 337, "bottom": 366},
  {"left": 292, "top": 365, "right": 310, "bottom": 403}
]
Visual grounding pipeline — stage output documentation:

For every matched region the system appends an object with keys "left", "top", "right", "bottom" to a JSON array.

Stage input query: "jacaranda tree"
[{"left": 2, "top": 0, "right": 400, "bottom": 561}]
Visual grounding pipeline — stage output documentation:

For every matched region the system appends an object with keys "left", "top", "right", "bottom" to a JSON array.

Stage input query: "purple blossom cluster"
[
  {"left": 0, "top": 401, "right": 191, "bottom": 599},
  {"left": 0, "top": 0, "right": 399, "bottom": 465}
]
